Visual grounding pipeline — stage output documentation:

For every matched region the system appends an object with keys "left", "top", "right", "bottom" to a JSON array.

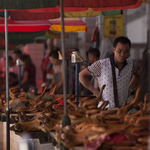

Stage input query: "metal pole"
[
  {"left": 75, "top": 63, "right": 79, "bottom": 105},
  {"left": 60, "top": 0, "right": 67, "bottom": 116},
  {"left": 5, "top": 9, "right": 10, "bottom": 150},
  {"left": 148, "top": 1, "right": 150, "bottom": 150},
  {"left": 66, "top": 60, "right": 69, "bottom": 94},
  {"left": 60, "top": 1, "right": 71, "bottom": 149}
]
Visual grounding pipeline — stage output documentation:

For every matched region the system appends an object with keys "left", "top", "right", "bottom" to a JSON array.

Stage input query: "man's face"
[
  {"left": 113, "top": 42, "right": 130, "bottom": 63},
  {"left": 49, "top": 57, "right": 59, "bottom": 65}
]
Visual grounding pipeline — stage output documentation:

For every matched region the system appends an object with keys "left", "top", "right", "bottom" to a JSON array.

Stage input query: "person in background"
[
  {"left": 41, "top": 47, "right": 60, "bottom": 88},
  {"left": 136, "top": 31, "right": 149, "bottom": 102},
  {"left": 88, "top": 47, "right": 100, "bottom": 65},
  {"left": 48, "top": 50, "right": 63, "bottom": 94},
  {"left": 41, "top": 55, "right": 54, "bottom": 88},
  {"left": 79, "top": 36, "right": 140, "bottom": 108},
  {"left": 83, "top": 47, "right": 100, "bottom": 95},
  {"left": 15, "top": 54, "right": 36, "bottom": 92},
  {"left": 1, "top": 56, "right": 19, "bottom": 89},
  {"left": 7, "top": 56, "right": 19, "bottom": 87},
  {"left": 13, "top": 49, "right": 22, "bottom": 62}
]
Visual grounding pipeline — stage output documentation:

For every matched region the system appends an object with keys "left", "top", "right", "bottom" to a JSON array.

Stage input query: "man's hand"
[
  {"left": 93, "top": 90, "right": 100, "bottom": 97},
  {"left": 48, "top": 84, "right": 53, "bottom": 90}
]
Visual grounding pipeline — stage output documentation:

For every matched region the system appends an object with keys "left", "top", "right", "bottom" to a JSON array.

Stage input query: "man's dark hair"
[
  {"left": 88, "top": 47, "right": 100, "bottom": 59},
  {"left": 113, "top": 36, "right": 131, "bottom": 49},
  {"left": 13, "top": 49, "right": 22, "bottom": 55},
  {"left": 49, "top": 50, "right": 59, "bottom": 59}
]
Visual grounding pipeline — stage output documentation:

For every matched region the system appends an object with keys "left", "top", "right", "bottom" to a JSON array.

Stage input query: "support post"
[{"left": 5, "top": 9, "right": 10, "bottom": 150}]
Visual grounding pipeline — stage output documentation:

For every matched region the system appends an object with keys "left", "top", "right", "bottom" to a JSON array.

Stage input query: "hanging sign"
[{"left": 103, "top": 14, "right": 123, "bottom": 38}]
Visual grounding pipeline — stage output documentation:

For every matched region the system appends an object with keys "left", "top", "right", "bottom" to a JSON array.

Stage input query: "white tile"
[
  {"left": 10, "top": 139, "right": 13, "bottom": 148},
  {"left": 16, "top": 135, "right": 21, "bottom": 143},
  {"left": 13, "top": 141, "right": 18, "bottom": 150},
  {"left": 3, "top": 129, "right": 6, "bottom": 136},
  {"left": 3, "top": 135, "right": 6, "bottom": 143},
  {"left": 3, "top": 123, "right": 6, "bottom": 128},
  {"left": 10, "top": 131, "right": 13, "bottom": 140}
]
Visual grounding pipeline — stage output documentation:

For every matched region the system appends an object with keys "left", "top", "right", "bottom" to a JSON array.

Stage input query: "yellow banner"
[
  {"left": 50, "top": 25, "right": 86, "bottom": 33},
  {"left": 103, "top": 14, "right": 123, "bottom": 38},
  {"left": 64, "top": 8, "right": 101, "bottom": 18}
]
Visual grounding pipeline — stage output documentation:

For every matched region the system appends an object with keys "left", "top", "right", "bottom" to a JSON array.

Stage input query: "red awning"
[
  {"left": 10, "top": 10, "right": 60, "bottom": 21},
  {"left": 0, "top": 17, "right": 87, "bottom": 33},
  {"left": 60, "top": 0, "right": 142, "bottom": 10},
  {"left": 92, "top": 0, "right": 142, "bottom": 11},
  {"left": 0, "top": 17, "right": 50, "bottom": 32},
  {"left": 27, "top": 6, "right": 88, "bottom": 12},
  {"left": 27, "top": 0, "right": 142, "bottom": 12}
]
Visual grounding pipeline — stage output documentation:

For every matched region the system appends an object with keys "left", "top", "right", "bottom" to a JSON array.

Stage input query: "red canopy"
[
  {"left": 60, "top": 0, "right": 142, "bottom": 10},
  {"left": 0, "top": 17, "right": 87, "bottom": 33},
  {"left": 10, "top": 10, "right": 60, "bottom": 21},
  {"left": 26, "top": 0, "right": 142, "bottom": 12},
  {"left": 27, "top": 6, "right": 88, "bottom": 12},
  {"left": 0, "top": 17, "right": 50, "bottom": 32}
]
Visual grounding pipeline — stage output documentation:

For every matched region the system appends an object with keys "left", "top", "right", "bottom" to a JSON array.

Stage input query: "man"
[{"left": 79, "top": 36, "right": 140, "bottom": 108}]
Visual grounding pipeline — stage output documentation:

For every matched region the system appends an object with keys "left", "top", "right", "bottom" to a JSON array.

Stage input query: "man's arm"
[
  {"left": 129, "top": 72, "right": 140, "bottom": 94},
  {"left": 79, "top": 68, "right": 100, "bottom": 97}
]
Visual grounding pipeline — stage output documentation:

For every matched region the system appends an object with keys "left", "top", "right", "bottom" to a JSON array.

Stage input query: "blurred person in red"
[
  {"left": 3, "top": 56, "right": 19, "bottom": 87},
  {"left": 15, "top": 54, "right": 36, "bottom": 92},
  {"left": 0, "top": 56, "right": 6, "bottom": 89},
  {"left": 41, "top": 55, "right": 54, "bottom": 88},
  {"left": 48, "top": 49, "right": 63, "bottom": 94}
]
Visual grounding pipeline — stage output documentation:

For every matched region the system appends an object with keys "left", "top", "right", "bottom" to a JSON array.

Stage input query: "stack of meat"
[
  {"left": 55, "top": 87, "right": 149, "bottom": 150},
  {"left": 0, "top": 85, "right": 149, "bottom": 150}
]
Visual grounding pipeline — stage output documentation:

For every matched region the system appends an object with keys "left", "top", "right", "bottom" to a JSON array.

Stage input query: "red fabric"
[
  {"left": 0, "top": 0, "right": 141, "bottom": 12},
  {"left": 10, "top": 10, "right": 60, "bottom": 21},
  {"left": 0, "top": 17, "right": 50, "bottom": 32},
  {"left": 58, "top": 100, "right": 63, "bottom": 105},
  {"left": 92, "top": 1, "right": 142, "bottom": 11},
  {"left": 91, "top": 26, "right": 98, "bottom": 42},
  {"left": 49, "top": 18, "right": 86, "bottom": 26},
  {"left": 41, "top": 58, "right": 53, "bottom": 74},
  {"left": 27, "top": 6, "right": 88, "bottom": 12},
  {"left": 23, "top": 65, "right": 36, "bottom": 85},
  {"left": 112, "top": 121, "right": 121, "bottom": 124},
  {"left": 41, "top": 57, "right": 53, "bottom": 81},
  {"left": 59, "top": 0, "right": 142, "bottom": 10},
  {"left": 84, "top": 135, "right": 110, "bottom": 150},
  {"left": 105, "top": 133, "right": 128, "bottom": 144}
]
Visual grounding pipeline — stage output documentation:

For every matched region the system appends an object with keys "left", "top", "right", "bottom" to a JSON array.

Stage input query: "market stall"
[
  {"left": 0, "top": 0, "right": 149, "bottom": 150},
  {"left": 0, "top": 85, "right": 149, "bottom": 150}
]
